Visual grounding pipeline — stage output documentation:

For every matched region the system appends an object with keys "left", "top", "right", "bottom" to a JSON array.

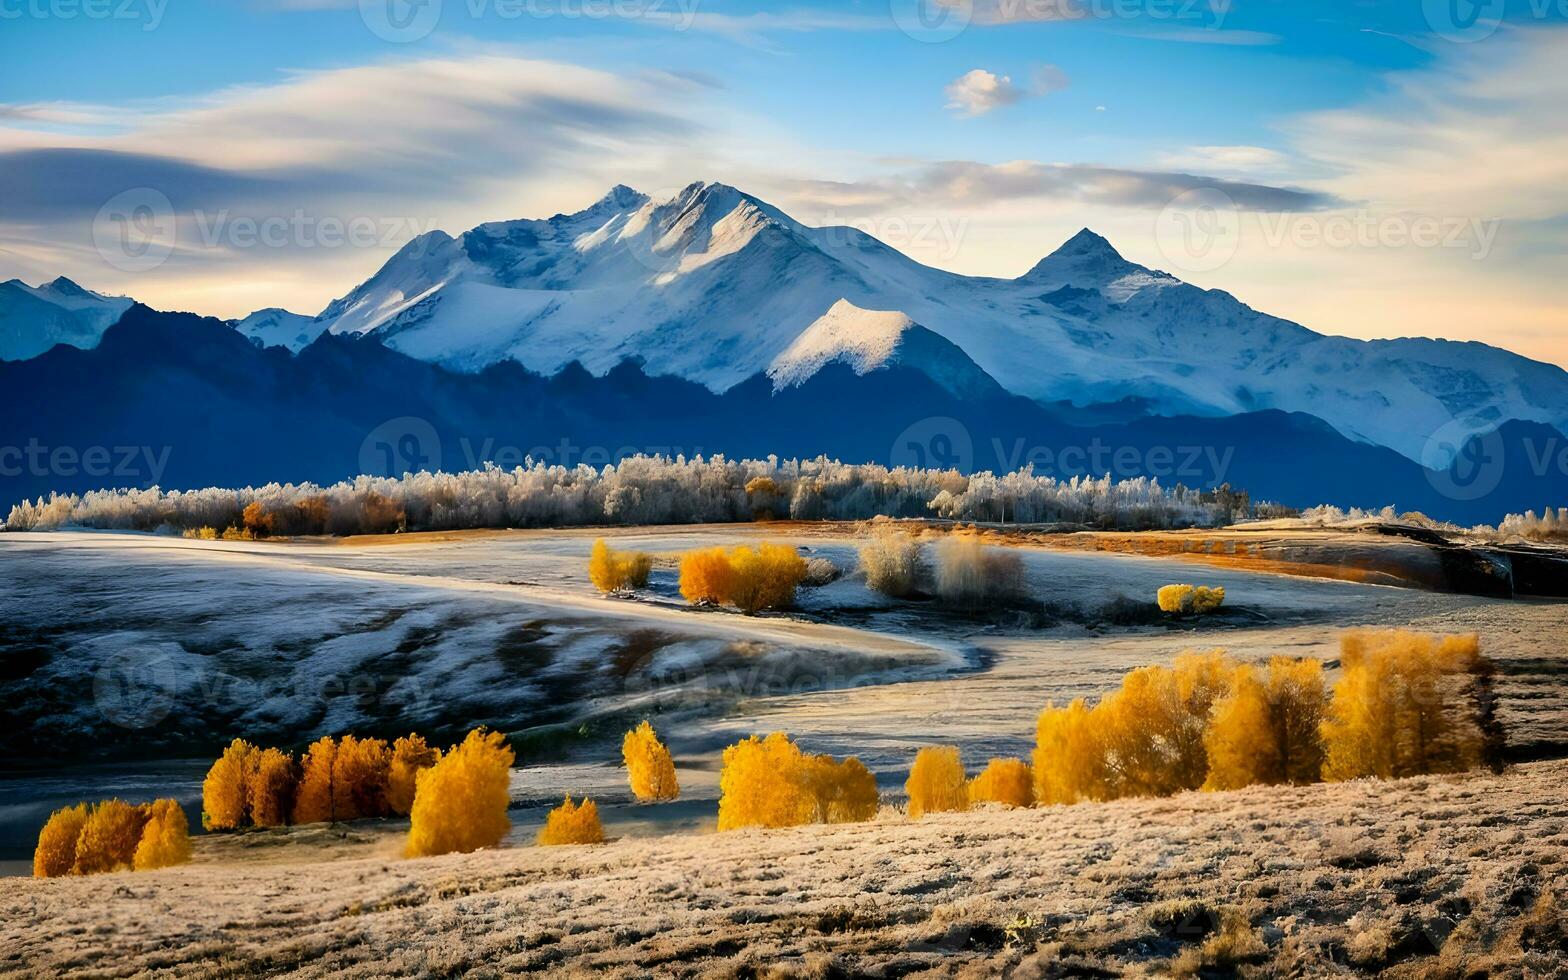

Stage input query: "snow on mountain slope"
[
  {"left": 298, "top": 181, "right": 1568, "bottom": 463},
  {"left": 0, "top": 278, "right": 132, "bottom": 361},
  {"left": 768, "top": 299, "right": 1005, "bottom": 399},
  {"left": 231, "top": 308, "right": 326, "bottom": 352}
]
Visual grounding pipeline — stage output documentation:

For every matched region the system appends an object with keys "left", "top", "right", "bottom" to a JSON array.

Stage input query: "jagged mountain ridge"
[{"left": 302, "top": 182, "right": 1568, "bottom": 465}]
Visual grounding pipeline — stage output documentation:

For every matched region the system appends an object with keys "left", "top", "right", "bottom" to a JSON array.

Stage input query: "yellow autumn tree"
[
  {"left": 716, "top": 732, "right": 818, "bottom": 831},
  {"left": 588, "top": 539, "right": 653, "bottom": 593},
  {"left": 292, "top": 736, "right": 338, "bottom": 825},
  {"left": 726, "top": 542, "right": 808, "bottom": 613},
  {"left": 73, "top": 800, "right": 150, "bottom": 875},
  {"left": 679, "top": 547, "right": 736, "bottom": 605},
  {"left": 33, "top": 803, "right": 89, "bottom": 878},
  {"left": 968, "top": 758, "right": 1034, "bottom": 808},
  {"left": 1321, "top": 631, "right": 1487, "bottom": 781},
  {"left": 805, "top": 755, "right": 879, "bottom": 823},
  {"left": 1095, "top": 650, "right": 1232, "bottom": 798},
  {"left": 1033, "top": 698, "right": 1109, "bottom": 805},
  {"left": 332, "top": 735, "right": 392, "bottom": 821},
  {"left": 246, "top": 747, "right": 297, "bottom": 828},
  {"left": 201, "top": 738, "right": 256, "bottom": 831},
  {"left": 536, "top": 795, "right": 604, "bottom": 845},
  {"left": 132, "top": 799, "right": 192, "bottom": 871},
  {"left": 622, "top": 721, "right": 679, "bottom": 802},
  {"left": 905, "top": 746, "right": 969, "bottom": 818},
  {"left": 405, "top": 728, "right": 515, "bottom": 858},
  {"left": 1204, "top": 657, "right": 1327, "bottom": 790},
  {"left": 388, "top": 734, "right": 441, "bottom": 816}
]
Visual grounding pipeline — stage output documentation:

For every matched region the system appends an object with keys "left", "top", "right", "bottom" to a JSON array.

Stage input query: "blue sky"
[{"left": 2, "top": 0, "right": 1566, "bottom": 365}]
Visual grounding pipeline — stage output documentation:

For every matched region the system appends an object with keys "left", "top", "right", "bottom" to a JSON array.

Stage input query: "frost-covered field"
[
  {"left": 5, "top": 761, "right": 1566, "bottom": 977},
  {"left": 3, "top": 526, "right": 1567, "bottom": 868}
]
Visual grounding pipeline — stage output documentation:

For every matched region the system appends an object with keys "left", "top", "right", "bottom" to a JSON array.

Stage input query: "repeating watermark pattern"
[
  {"left": 358, "top": 0, "right": 701, "bottom": 42},
  {"left": 94, "top": 645, "right": 181, "bottom": 730},
  {"left": 92, "top": 192, "right": 442, "bottom": 272},
  {"left": 892, "top": 417, "right": 975, "bottom": 471},
  {"left": 889, "top": 417, "right": 1235, "bottom": 483},
  {"left": 1423, "top": 420, "right": 1506, "bottom": 502},
  {"left": 0, "top": 0, "right": 166, "bottom": 30},
  {"left": 815, "top": 211, "right": 972, "bottom": 263},
  {"left": 1155, "top": 187, "right": 1241, "bottom": 274},
  {"left": 1, "top": 439, "right": 171, "bottom": 487},
  {"left": 1422, "top": 0, "right": 1506, "bottom": 42},
  {"left": 360, "top": 417, "right": 443, "bottom": 478},
  {"left": 93, "top": 188, "right": 176, "bottom": 273},
  {"left": 890, "top": 0, "right": 974, "bottom": 42},
  {"left": 1156, "top": 188, "right": 1504, "bottom": 274}
]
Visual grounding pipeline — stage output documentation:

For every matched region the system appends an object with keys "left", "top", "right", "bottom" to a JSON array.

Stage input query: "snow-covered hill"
[
  {"left": 307, "top": 182, "right": 1568, "bottom": 464},
  {"left": 231, "top": 308, "right": 325, "bottom": 352},
  {"left": 0, "top": 277, "right": 132, "bottom": 361},
  {"left": 767, "top": 299, "right": 1005, "bottom": 400}
]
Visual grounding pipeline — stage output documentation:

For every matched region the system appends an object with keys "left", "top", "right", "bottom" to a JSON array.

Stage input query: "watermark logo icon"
[
  {"left": 93, "top": 188, "right": 175, "bottom": 273},
  {"left": 1422, "top": 418, "right": 1505, "bottom": 502},
  {"left": 360, "top": 417, "right": 443, "bottom": 477},
  {"left": 1422, "top": 0, "right": 1505, "bottom": 43},
  {"left": 890, "top": 0, "right": 973, "bottom": 42},
  {"left": 94, "top": 645, "right": 180, "bottom": 730},
  {"left": 891, "top": 417, "right": 973, "bottom": 471},
  {"left": 360, "top": 0, "right": 442, "bottom": 42},
  {"left": 1155, "top": 187, "right": 1240, "bottom": 274}
]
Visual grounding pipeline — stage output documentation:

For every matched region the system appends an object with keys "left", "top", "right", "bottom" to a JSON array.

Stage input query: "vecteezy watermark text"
[
  {"left": 0, "top": 0, "right": 166, "bottom": 30},
  {"left": 1, "top": 440, "right": 170, "bottom": 486}
]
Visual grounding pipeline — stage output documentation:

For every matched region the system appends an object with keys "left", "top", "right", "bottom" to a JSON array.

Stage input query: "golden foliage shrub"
[
  {"left": 536, "top": 795, "right": 604, "bottom": 845},
  {"left": 132, "top": 799, "right": 192, "bottom": 871},
  {"left": 246, "top": 747, "right": 298, "bottom": 828},
  {"left": 33, "top": 803, "right": 89, "bottom": 878},
  {"left": 932, "top": 534, "right": 1025, "bottom": 608},
  {"left": 1321, "top": 630, "right": 1487, "bottom": 781},
  {"left": 904, "top": 745, "right": 969, "bottom": 818},
  {"left": 726, "top": 542, "right": 808, "bottom": 613},
  {"left": 1157, "top": 584, "right": 1225, "bottom": 615},
  {"left": 72, "top": 800, "right": 150, "bottom": 875},
  {"left": 405, "top": 728, "right": 515, "bottom": 858},
  {"left": 858, "top": 528, "right": 924, "bottom": 597},
  {"left": 968, "top": 758, "right": 1034, "bottom": 808},
  {"left": 1204, "top": 657, "right": 1327, "bottom": 790},
  {"left": 292, "top": 736, "right": 338, "bottom": 825},
  {"left": 679, "top": 543, "right": 807, "bottom": 612},
  {"left": 1033, "top": 698, "right": 1109, "bottom": 805},
  {"left": 622, "top": 721, "right": 680, "bottom": 802},
  {"left": 201, "top": 738, "right": 256, "bottom": 831},
  {"left": 805, "top": 755, "right": 879, "bottom": 824},
  {"left": 332, "top": 735, "right": 392, "bottom": 821},
  {"left": 717, "top": 732, "right": 819, "bottom": 831},
  {"left": 679, "top": 547, "right": 736, "bottom": 605},
  {"left": 588, "top": 538, "right": 653, "bottom": 593},
  {"left": 388, "top": 734, "right": 441, "bottom": 816}
]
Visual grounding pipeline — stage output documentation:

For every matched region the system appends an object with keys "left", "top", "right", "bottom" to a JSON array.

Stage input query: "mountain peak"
[
  {"left": 590, "top": 183, "right": 648, "bottom": 214},
  {"left": 1053, "top": 228, "right": 1121, "bottom": 261},
  {"left": 46, "top": 276, "right": 91, "bottom": 296},
  {"left": 1020, "top": 227, "right": 1137, "bottom": 283}
]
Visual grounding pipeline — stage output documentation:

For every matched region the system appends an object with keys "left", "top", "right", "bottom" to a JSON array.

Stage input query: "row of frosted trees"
[{"left": 4, "top": 456, "right": 1242, "bottom": 534}]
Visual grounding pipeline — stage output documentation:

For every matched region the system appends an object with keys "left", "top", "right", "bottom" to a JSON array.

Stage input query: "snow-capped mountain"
[
  {"left": 767, "top": 299, "right": 1005, "bottom": 400},
  {"left": 231, "top": 308, "right": 325, "bottom": 352},
  {"left": 309, "top": 182, "right": 1568, "bottom": 465},
  {"left": 0, "top": 277, "right": 132, "bottom": 361}
]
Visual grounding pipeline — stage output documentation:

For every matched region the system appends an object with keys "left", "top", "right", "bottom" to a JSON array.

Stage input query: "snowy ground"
[
  {"left": 3, "top": 526, "right": 1566, "bottom": 872},
  {"left": 5, "top": 760, "right": 1565, "bottom": 977}
]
